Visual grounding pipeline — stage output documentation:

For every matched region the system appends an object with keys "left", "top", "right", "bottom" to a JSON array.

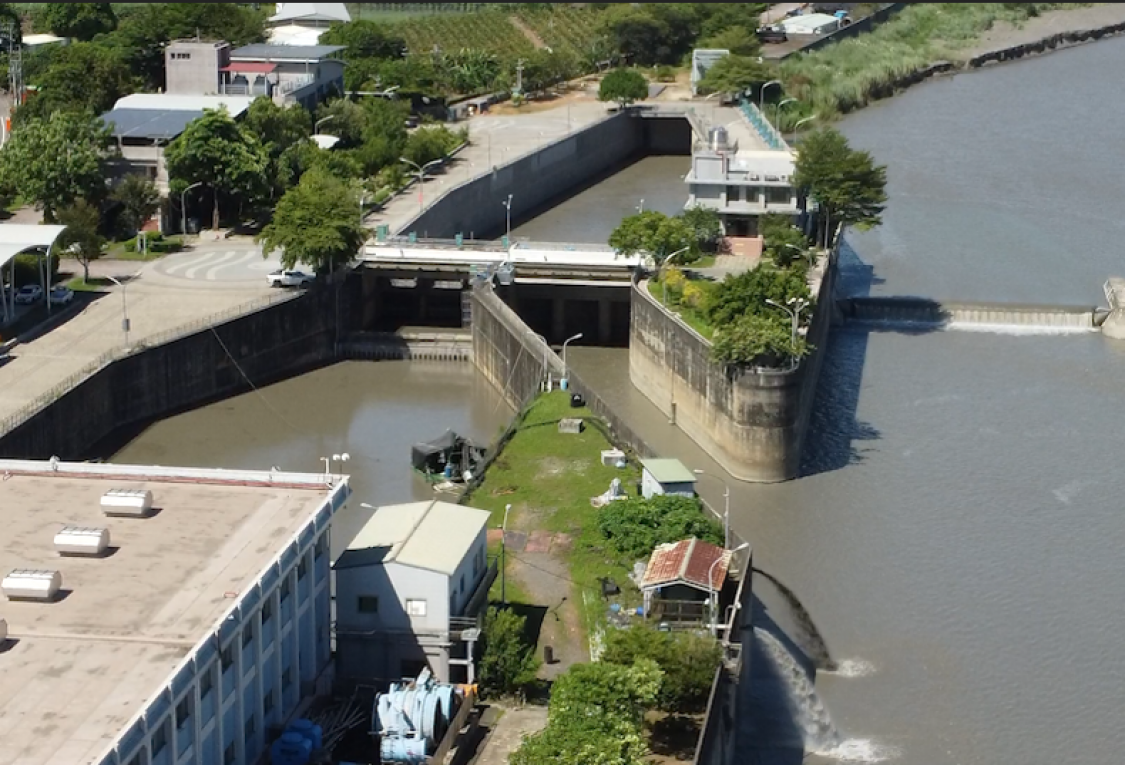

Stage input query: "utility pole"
[
  {"left": 6, "top": 21, "right": 22, "bottom": 137},
  {"left": 514, "top": 59, "right": 524, "bottom": 100}
]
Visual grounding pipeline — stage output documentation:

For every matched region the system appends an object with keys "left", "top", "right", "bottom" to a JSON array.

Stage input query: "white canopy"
[
  {"left": 269, "top": 3, "right": 350, "bottom": 25},
  {"left": 0, "top": 225, "right": 68, "bottom": 269}
]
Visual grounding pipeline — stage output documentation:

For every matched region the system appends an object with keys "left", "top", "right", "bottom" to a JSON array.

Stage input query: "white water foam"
[
  {"left": 813, "top": 737, "right": 901, "bottom": 763},
  {"left": 824, "top": 658, "right": 877, "bottom": 678},
  {"left": 946, "top": 321, "right": 1097, "bottom": 336}
]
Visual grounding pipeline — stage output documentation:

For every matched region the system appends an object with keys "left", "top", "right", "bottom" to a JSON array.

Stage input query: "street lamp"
[
  {"left": 694, "top": 469, "right": 731, "bottom": 548},
  {"left": 759, "top": 79, "right": 781, "bottom": 111},
  {"left": 765, "top": 297, "right": 809, "bottom": 365},
  {"left": 790, "top": 115, "right": 817, "bottom": 144},
  {"left": 501, "top": 503, "right": 513, "bottom": 605},
  {"left": 320, "top": 452, "right": 350, "bottom": 476},
  {"left": 709, "top": 541, "right": 751, "bottom": 637},
  {"left": 400, "top": 156, "right": 445, "bottom": 213},
  {"left": 561, "top": 332, "right": 582, "bottom": 384},
  {"left": 502, "top": 194, "right": 513, "bottom": 240},
  {"left": 659, "top": 245, "right": 692, "bottom": 306},
  {"left": 103, "top": 272, "right": 140, "bottom": 348},
  {"left": 774, "top": 97, "right": 797, "bottom": 132},
  {"left": 314, "top": 115, "right": 337, "bottom": 135},
  {"left": 180, "top": 181, "right": 202, "bottom": 235},
  {"left": 637, "top": 198, "right": 645, "bottom": 214}
]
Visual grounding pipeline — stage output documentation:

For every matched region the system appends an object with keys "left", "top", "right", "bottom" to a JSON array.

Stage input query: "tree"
[
  {"left": 477, "top": 606, "right": 541, "bottom": 698},
  {"left": 700, "top": 25, "right": 762, "bottom": 57},
  {"left": 793, "top": 127, "right": 888, "bottom": 247},
  {"left": 609, "top": 211, "right": 694, "bottom": 264},
  {"left": 679, "top": 205, "right": 723, "bottom": 253},
  {"left": 56, "top": 199, "right": 105, "bottom": 283},
  {"left": 314, "top": 98, "right": 370, "bottom": 149},
  {"left": 20, "top": 43, "right": 135, "bottom": 120},
  {"left": 711, "top": 312, "right": 806, "bottom": 365},
  {"left": 34, "top": 3, "right": 117, "bottom": 41},
  {"left": 703, "top": 267, "right": 812, "bottom": 328},
  {"left": 164, "top": 108, "right": 268, "bottom": 230},
  {"left": 601, "top": 625, "right": 723, "bottom": 713},
  {"left": 697, "top": 54, "right": 774, "bottom": 97},
  {"left": 599, "top": 4, "right": 696, "bottom": 66},
  {"left": 320, "top": 20, "right": 406, "bottom": 61},
  {"left": 111, "top": 174, "right": 161, "bottom": 237},
  {"left": 257, "top": 167, "right": 364, "bottom": 273},
  {"left": 401, "top": 126, "right": 461, "bottom": 167},
  {"left": 759, "top": 213, "right": 809, "bottom": 268},
  {"left": 598, "top": 68, "right": 649, "bottom": 110},
  {"left": 242, "top": 98, "right": 312, "bottom": 200},
  {"left": 597, "top": 494, "right": 723, "bottom": 560},
  {"left": 0, "top": 111, "right": 113, "bottom": 221}
]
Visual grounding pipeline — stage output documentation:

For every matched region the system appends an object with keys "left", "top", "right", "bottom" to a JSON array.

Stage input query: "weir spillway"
[{"left": 837, "top": 296, "right": 1109, "bottom": 332}]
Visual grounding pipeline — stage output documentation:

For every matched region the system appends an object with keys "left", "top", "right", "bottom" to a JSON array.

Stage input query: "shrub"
[
  {"left": 597, "top": 494, "right": 723, "bottom": 561},
  {"left": 12, "top": 252, "right": 59, "bottom": 287},
  {"left": 711, "top": 312, "right": 807, "bottom": 365},
  {"left": 601, "top": 624, "right": 723, "bottom": 713},
  {"left": 662, "top": 265, "right": 687, "bottom": 295},
  {"left": 703, "top": 267, "right": 811, "bottom": 328},
  {"left": 681, "top": 282, "right": 707, "bottom": 310},
  {"left": 477, "top": 606, "right": 540, "bottom": 697}
]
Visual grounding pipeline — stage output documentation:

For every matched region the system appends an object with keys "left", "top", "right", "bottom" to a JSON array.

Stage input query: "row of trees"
[{"left": 609, "top": 206, "right": 723, "bottom": 265}]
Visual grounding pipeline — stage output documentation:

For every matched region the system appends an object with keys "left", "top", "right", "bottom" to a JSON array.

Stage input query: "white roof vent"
[
  {"left": 3, "top": 569, "right": 63, "bottom": 601},
  {"left": 55, "top": 526, "right": 111, "bottom": 557},
  {"left": 101, "top": 488, "right": 154, "bottom": 518}
]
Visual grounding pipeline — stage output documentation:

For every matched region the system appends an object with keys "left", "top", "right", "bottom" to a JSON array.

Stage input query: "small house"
[
  {"left": 640, "top": 458, "right": 697, "bottom": 499},
  {"left": 334, "top": 501, "right": 496, "bottom": 685},
  {"left": 640, "top": 537, "right": 730, "bottom": 625}
]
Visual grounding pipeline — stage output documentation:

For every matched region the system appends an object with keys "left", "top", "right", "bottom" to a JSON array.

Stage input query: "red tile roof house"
[{"left": 640, "top": 537, "right": 732, "bottom": 628}]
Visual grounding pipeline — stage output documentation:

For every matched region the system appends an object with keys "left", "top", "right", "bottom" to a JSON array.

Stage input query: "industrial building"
[{"left": 0, "top": 459, "right": 351, "bottom": 765}]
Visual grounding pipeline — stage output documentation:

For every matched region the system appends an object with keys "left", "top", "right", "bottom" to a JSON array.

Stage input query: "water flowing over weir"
[
  {"left": 838, "top": 296, "right": 1106, "bottom": 333},
  {"left": 753, "top": 568, "right": 837, "bottom": 671}
]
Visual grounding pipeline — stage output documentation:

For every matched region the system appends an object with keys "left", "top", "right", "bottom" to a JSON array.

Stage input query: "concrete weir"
[{"left": 838, "top": 296, "right": 1107, "bottom": 332}]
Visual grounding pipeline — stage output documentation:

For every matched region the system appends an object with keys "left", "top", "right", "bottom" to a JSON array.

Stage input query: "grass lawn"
[
  {"left": 102, "top": 241, "right": 175, "bottom": 261},
  {"left": 65, "top": 276, "right": 113, "bottom": 292},
  {"left": 646, "top": 278, "right": 716, "bottom": 340},
  {"left": 465, "top": 390, "right": 642, "bottom": 634}
]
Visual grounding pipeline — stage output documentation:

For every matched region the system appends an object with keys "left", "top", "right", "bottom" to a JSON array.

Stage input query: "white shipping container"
[
  {"left": 2, "top": 569, "right": 62, "bottom": 601},
  {"left": 101, "top": 488, "right": 153, "bottom": 517},
  {"left": 55, "top": 526, "right": 111, "bottom": 556}
]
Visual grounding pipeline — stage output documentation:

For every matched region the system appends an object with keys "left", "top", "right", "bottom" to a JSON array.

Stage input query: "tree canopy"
[
  {"left": 164, "top": 107, "right": 268, "bottom": 229},
  {"left": 597, "top": 494, "right": 723, "bottom": 560},
  {"left": 697, "top": 54, "right": 774, "bottom": 97},
  {"left": 0, "top": 111, "right": 113, "bottom": 220},
  {"left": 34, "top": 3, "right": 116, "bottom": 41},
  {"left": 703, "top": 267, "right": 814, "bottom": 365},
  {"left": 257, "top": 167, "right": 364, "bottom": 273},
  {"left": 57, "top": 199, "right": 105, "bottom": 282},
  {"left": 477, "top": 606, "right": 540, "bottom": 698},
  {"left": 22, "top": 42, "right": 136, "bottom": 120},
  {"left": 601, "top": 624, "right": 723, "bottom": 713},
  {"left": 242, "top": 98, "right": 313, "bottom": 202},
  {"left": 793, "top": 127, "right": 888, "bottom": 246},
  {"left": 598, "top": 68, "right": 649, "bottom": 110},
  {"left": 609, "top": 210, "right": 696, "bottom": 265},
  {"left": 111, "top": 173, "right": 161, "bottom": 237}
]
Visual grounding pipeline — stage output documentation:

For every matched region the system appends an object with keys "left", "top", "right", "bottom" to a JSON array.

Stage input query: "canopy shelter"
[
  {"left": 410, "top": 430, "right": 485, "bottom": 480},
  {"left": 0, "top": 224, "right": 68, "bottom": 324}
]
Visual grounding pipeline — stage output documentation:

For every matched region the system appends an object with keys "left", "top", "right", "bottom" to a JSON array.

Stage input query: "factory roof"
[
  {"left": 0, "top": 460, "right": 339, "bottom": 765},
  {"left": 109, "top": 93, "right": 257, "bottom": 115},
  {"left": 336, "top": 501, "right": 489, "bottom": 576}
]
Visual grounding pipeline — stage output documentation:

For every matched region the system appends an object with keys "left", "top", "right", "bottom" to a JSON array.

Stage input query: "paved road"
[{"left": 149, "top": 243, "right": 279, "bottom": 285}]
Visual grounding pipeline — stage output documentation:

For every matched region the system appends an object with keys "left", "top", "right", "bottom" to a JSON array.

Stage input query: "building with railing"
[
  {"left": 0, "top": 459, "right": 352, "bottom": 765},
  {"left": 333, "top": 501, "right": 496, "bottom": 685}
]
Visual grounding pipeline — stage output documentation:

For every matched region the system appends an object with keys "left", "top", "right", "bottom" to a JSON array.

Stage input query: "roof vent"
[
  {"left": 55, "top": 525, "right": 111, "bottom": 557},
  {"left": 3, "top": 569, "right": 62, "bottom": 602},
  {"left": 101, "top": 488, "right": 154, "bottom": 518}
]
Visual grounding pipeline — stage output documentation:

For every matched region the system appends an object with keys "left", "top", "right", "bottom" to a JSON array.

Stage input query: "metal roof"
[
  {"left": 269, "top": 2, "right": 350, "bottom": 24},
  {"left": 641, "top": 458, "right": 698, "bottom": 485},
  {"left": 231, "top": 44, "right": 345, "bottom": 61},
  {"left": 100, "top": 108, "right": 204, "bottom": 140},
  {"left": 110, "top": 93, "right": 257, "bottom": 115},
  {"left": 0, "top": 225, "right": 68, "bottom": 269},
  {"left": 335, "top": 500, "right": 489, "bottom": 576},
  {"left": 641, "top": 538, "right": 730, "bottom": 592}
]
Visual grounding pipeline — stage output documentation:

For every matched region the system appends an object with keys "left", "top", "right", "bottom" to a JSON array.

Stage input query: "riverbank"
[{"left": 779, "top": 3, "right": 1125, "bottom": 125}]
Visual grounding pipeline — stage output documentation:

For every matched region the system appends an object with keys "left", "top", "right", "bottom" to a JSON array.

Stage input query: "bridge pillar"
[
  {"left": 598, "top": 297, "right": 612, "bottom": 345},
  {"left": 1102, "top": 278, "right": 1125, "bottom": 340},
  {"left": 552, "top": 297, "right": 566, "bottom": 342}
]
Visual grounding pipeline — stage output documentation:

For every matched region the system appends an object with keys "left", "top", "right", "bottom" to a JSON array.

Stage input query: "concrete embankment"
[{"left": 839, "top": 297, "right": 1106, "bottom": 331}]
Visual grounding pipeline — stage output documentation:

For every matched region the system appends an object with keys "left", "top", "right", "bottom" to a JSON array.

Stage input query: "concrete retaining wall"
[
  {"left": 0, "top": 282, "right": 355, "bottom": 460},
  {"left": 629, "top": 259, "right": 837, "bottom": 483}
]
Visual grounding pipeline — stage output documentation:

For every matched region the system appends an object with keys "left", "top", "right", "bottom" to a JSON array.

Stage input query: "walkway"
[{"left": 471, "top": 706, "right": 548, "bottom": 765}]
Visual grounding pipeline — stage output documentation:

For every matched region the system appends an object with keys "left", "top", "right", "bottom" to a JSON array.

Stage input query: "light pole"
[
  {"left": 400, "top": 156, "right": 445, "bottom": 213},
  {"left": 790, "top": 115, "right": 817, "bottom": 144},
  {"left": 315, "top": 115, "right": 337, "bottom": 135},
  {"left": 320, "top": 452, "right": 350, "bottom": 476},
  {"left": 637, "top": 198, "right": 645, "bottom": 214},
  {"left": 659, "top": 245, "right": 691, "bottom": 306},
  {"left": 759, "top": 79, "right": 781, "bottom": 112},
  {"left": 774, "top": 97, "right": 797, "bottom": 133},
  {"left": 709, "top": 541, "right": 751, "bottom": 637},
  {"left": 502, "top": 194, "right": 513, "bottom": 240},
  {"left": 103, "top": 273, "right": 139, "bottom": 348},
  {"left": 561, "top": 332, "right": 582, "bottom": 384},
  {"left": 501, "top": 503, "right": 512, "bottom": 605},
  {"left": 180, "top": 181, "right": 202, "bottom": 235},
  {"left": 694, "top": 469, "right": 731, "bottom": 548},
  {"left": 766, "top": 297, "right": 809, "bottom": 365}
]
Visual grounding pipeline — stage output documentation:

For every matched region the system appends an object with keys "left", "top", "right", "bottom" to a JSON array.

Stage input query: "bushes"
[
  {"left": 601, "top": 624, "right": 722, "bottom": 713},
  {"left": 123, "top": 233, "right": 183, "bottom": 254},
  {"left": 477, "top": 606, "right": 541, "bottom": 698},
  {"left": 596, "top": 494, "right": 723, "bottom": 561},
  {"left": 11, "top": 252, "right": 59, "bottom": 287}
]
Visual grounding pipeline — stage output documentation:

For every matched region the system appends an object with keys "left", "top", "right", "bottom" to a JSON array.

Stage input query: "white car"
[
  {"left": 49, "top": 287, "right": 74, "bottom": 306},
  {"left": 267, "top": 269, "right": 315, "bottom": 288},
  {"left": 13, "top": 284, "right": 43, "bottom": 305}
]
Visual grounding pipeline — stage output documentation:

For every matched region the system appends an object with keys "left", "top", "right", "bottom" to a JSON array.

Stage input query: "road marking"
[
  {"left": 162, "top": 252, "right": 216, "bottom": 276},
  {"left": 205, "top": 251, "right": 257, "bottom": 281},
  {"left": 183, "top": 251, "right": 238, "bottom": 280}
]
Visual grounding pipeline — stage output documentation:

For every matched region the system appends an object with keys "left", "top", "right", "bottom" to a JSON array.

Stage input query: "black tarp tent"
[{"left": 410, "top": 430, "right": 485, "bottom": 476}]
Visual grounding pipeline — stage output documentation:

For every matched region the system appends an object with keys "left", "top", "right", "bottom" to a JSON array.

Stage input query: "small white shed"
[{"left": 640, "top": 458, "right": 698, "bottom": 499}]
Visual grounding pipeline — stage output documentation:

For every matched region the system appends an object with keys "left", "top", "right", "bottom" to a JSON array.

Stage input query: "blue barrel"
[
  {"left": 270, "top": 732, "right": 311, "bottom": 765},
  {"left": 443, "top": 463, "right": 453, "bottom": 479},
  {"left": 287, "top": 719, "right": 322, "bottom": 751}
]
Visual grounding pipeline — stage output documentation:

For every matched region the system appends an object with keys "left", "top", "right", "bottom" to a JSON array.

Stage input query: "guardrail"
[
  {"left": 0, "top": 290, "right": 300, "bottom": 439},
  {"left": 738, "top": 99, "right": 786, "bottom": 150}
]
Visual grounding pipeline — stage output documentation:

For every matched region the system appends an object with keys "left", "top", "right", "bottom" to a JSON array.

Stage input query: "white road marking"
[
  {"left": 162, "top": 251, "right": 215, "bottom": 276},
  {"left": 183, "top": 251, "right": 237, "bottom": 280},
  {"left": 205, "top": 251, "right": 257, "bottom": 280}
]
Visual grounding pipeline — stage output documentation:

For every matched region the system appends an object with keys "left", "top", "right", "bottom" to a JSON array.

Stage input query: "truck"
[{"left": 266, "top": 269, "right": 315, "bottom": 288}]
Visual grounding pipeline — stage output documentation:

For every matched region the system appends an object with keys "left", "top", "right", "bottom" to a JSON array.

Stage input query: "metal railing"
[
  {"left": 0, "top": 290, "right": 300, "bottom": 439},
  {"left": 739, "top": 99, "right": 787, "bottom": 151}
]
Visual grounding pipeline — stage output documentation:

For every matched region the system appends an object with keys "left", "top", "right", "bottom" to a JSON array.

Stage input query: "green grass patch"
[
  {"left": 65, "top": 277, "right": 112, "bottom": 292},
  {"left": 646, "top": 277, "right": 716, "bottom": 339},
  {"left": 464, "top": 390, "right": 642, "bottom": 635}
]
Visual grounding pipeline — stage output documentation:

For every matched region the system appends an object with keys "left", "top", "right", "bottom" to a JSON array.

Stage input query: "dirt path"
[{"left": 508, "top": 16, "right": 547, "bottom": 50}]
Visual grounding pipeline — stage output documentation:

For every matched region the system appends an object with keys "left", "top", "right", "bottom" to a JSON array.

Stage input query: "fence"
[
  {"left": 0, "top": 290, "right": 300, "bottom": 439},
  {"left": 738, "top": 99, "right": 786, "bottom": 150}
]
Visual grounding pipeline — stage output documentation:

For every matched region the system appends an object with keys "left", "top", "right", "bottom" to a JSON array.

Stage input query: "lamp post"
[
  {"left": 400, "top": 156, "right": 445, "bottom": 213},
  {"left": 759, "top": 79, "right": 781, "bottom": 111},
  {"left": 315, "top": 115, "right": 337, "bottom": 135},
  {"left": 103, "top": 273, "right": 139, "bottom": 348},
  {"left": 774, "top": 97, "right": 797, "bottom": 133},
  {"left": 501, "top": 503, "right": 512, "bottom": 605},
  {"left": 502, "top": 194, "right": 513, "bottom": 240},
  {"left": 637, "top": 198, "right": 645, "bottom": 214},
  {"left": 709, "top": 541, "right": 751, "bottom": 637},
  {"left": 659, "top": 245, "right": 691, "bottom": 306},
  {"left": 766, "top": 297, "right": 809, "bottom": 365},
  {"left": 320, "top": 452, "right": 350, "bottom": 476},
  {"left": 694, "top": 469, "right": 731, "bottom": 548},
  {"left": 180, "top": 181, "right": 202, "bottom": 235},
  {"left": 561, "top": 332, "right": 582, "bottom": 384},
  {"left": 790, "top": 115, "right": 817, "bottom": 144}
]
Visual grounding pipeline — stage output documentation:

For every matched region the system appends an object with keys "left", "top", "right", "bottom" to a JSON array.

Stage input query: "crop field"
[{"left": 389, "top": 6, "right": 606, "bottom": 58}]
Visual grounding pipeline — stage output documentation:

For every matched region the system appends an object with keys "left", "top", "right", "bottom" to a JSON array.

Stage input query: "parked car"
[
  {"left": 756, "top": 25, "right": 789, "bottom": 43},
  {"left": 48, "top": 287, "right": 74, "bottom": 306},
  {"left": 267, "top": 269, "right": 315, "bottom": 288},
  {"left": 13, "top": 284, "right": 43, "bottom": 305}
]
